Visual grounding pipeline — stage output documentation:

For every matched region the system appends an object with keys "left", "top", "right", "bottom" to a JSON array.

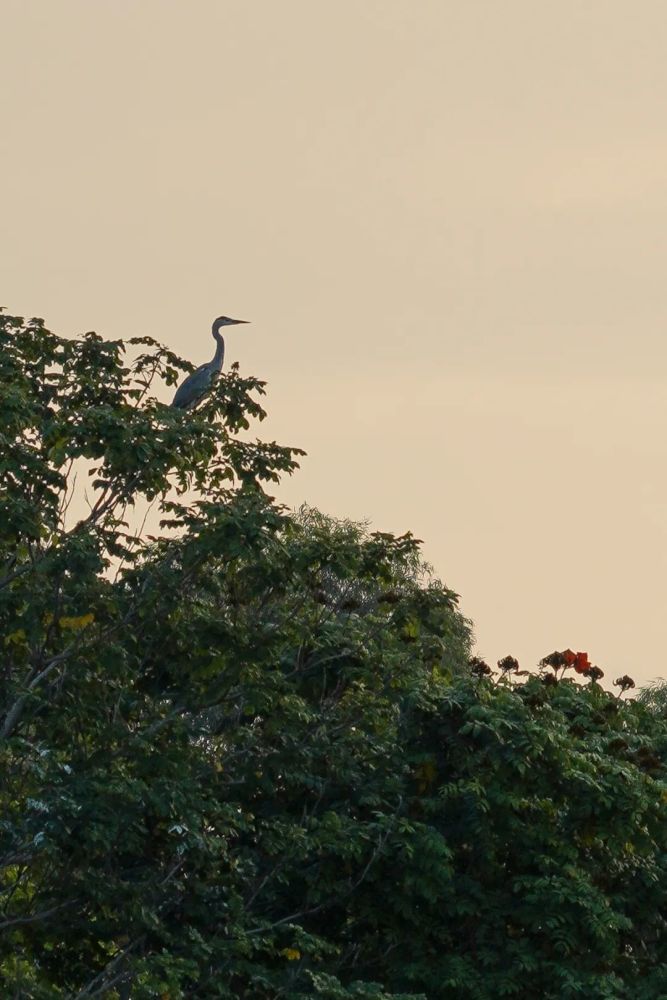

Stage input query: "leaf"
[
  {"left": 281, "top": 948, "right": 301, "bottom": 961},
  {"left": 58, "top": 612, "right": 95, "bottom": 631}
]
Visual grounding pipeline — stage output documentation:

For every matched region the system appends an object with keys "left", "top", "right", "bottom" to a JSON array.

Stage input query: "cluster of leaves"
[{"left": 1, "top": 314, "right": 667, "bottom": 999}]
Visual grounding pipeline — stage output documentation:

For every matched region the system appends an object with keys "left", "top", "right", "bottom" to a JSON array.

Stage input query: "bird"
[{"left": 171, "top": 315, "right": 249, "bottom": 410}]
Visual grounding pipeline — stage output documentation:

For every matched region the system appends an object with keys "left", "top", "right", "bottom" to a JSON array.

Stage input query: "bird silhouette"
[{"left": 171, "top": 316, "right": 248, "bottom": 410}]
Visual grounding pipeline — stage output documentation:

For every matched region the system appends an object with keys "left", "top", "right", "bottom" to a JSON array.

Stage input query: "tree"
[{"left": 1, "top": 312, "right": 666, "bottom": 999}]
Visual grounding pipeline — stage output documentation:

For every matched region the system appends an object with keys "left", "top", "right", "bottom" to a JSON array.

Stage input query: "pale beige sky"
[{"left": 3, "top": 0, "right": 667, "bottom": 686}]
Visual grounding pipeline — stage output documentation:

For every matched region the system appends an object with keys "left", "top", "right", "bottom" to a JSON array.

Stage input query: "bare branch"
[{"left": 0, "top": 899, "right": 76, "bottom": 930}]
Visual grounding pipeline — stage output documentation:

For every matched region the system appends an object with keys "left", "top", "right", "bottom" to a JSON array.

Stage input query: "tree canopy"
[{"left": 1, "top": 312, "right": 666, "bottom": 999}]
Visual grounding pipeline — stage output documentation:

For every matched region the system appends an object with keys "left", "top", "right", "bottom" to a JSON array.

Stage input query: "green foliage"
[{"left": 1, "top": 312, "right": 667, "bottom": 998}]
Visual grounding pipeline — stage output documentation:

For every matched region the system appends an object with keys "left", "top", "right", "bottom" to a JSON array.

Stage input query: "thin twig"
[{"left": 0, "top": 899, "right": 76, "bottom": 930}]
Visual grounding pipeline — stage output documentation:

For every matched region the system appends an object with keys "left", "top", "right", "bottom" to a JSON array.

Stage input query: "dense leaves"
[{"left": 1, "top": 313, "right": 667, "bottom": 998}]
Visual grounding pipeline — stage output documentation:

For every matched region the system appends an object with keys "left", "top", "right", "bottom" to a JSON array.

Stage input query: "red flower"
[
  {"left": 573, "top": 652, "right": 591, "bottom": 674},
  {"left": 562, "top": 649, "right": 576, "bottom": 667}
]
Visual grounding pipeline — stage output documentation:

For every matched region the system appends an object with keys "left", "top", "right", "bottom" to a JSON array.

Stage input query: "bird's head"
[{"left": 212, "top": 316, "right": 249, "bottom": 332}]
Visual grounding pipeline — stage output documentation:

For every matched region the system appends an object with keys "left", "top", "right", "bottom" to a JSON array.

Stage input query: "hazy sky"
[{"left": 3, "top": 0, "right": 667, "bottom": 687}]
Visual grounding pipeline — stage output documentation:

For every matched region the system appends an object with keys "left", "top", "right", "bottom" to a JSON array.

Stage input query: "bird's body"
[{"left": 171, "top": 316, "right": 248, "bottom": 410}]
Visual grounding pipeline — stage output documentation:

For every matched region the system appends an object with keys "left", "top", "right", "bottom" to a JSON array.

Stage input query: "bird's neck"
[{"left": 212, "top": 330, "right": 225, "bottom": 369}]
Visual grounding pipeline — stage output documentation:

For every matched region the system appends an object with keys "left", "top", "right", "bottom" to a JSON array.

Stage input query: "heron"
[{"left": 171, "top": 315, "right": 249, "bottom": 410}]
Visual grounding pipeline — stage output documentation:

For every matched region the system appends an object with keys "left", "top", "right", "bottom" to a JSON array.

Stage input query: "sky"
[{"left": 3, "top": 0, "right": 667, "bottom": 688}]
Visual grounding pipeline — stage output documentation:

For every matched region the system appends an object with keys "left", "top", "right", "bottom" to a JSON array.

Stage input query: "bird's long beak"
[{"left": 233, "top": 319, "right": 250, "bottom": 325}]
